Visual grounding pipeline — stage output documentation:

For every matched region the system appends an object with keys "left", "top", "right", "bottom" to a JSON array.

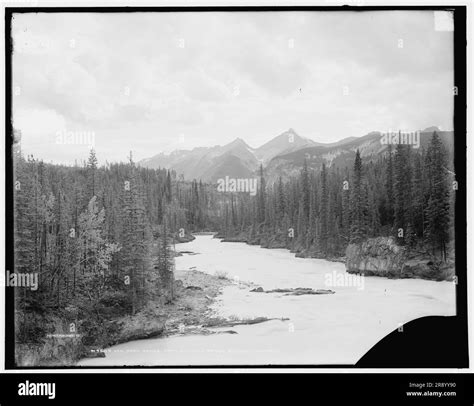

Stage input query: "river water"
[{"left": 78, "top": 235, "right": 455, "bottom": 366}]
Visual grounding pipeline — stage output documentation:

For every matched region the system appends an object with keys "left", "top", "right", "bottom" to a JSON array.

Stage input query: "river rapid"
[{"left": 78, "top": 235, "right": 455, "bottom": 366}]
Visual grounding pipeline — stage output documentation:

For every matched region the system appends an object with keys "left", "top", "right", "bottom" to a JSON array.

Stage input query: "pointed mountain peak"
[
  {"left": 226, "top": 137, "right": 250, "bottom": 148},
  {"left": 278, "top": 128, "right": 299, "bottom": 139},
  {"left": 273, "top": 128, "right": 299, "bottom": 141}
]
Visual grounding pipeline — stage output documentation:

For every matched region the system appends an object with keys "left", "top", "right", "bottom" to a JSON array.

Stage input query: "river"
[{"left": 78, "top": 235, "right": 455, "bottom": 366}]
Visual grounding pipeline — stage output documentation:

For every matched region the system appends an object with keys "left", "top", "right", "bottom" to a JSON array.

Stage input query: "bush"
[
  {"left": 96, "top": 290, "right": 133, "bottom": 317},
  {"left": 15, "top": 310, "right": 50, "bottom": 344}
]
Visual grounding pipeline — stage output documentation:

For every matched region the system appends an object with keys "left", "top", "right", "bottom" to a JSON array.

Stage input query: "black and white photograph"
[{"left": 3, "top": 3, "right": 469, "bottom": 378}]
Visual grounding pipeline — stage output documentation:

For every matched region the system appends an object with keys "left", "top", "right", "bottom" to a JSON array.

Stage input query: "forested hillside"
[
  {"left": 12, "top": 131, "right": 455, "bottom": 364},
  {"left": 13, "top": 147, "right": 222, "bottom": 364},
  {"left": 216, "top": 132, "right": 455, "bottom": 266}
]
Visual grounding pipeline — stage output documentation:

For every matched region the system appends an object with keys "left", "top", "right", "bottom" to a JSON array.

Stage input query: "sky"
[{"left": 11, "top": 10, "right": 454, "bottom": 165}]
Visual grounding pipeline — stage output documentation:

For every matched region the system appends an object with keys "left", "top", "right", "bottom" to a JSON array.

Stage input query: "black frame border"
[{"left": 4, "top": 4, "right": 468, "bottom": 370}]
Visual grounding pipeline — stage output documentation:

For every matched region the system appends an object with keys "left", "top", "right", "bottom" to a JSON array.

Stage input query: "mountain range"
[{"left": 138, "top": 127, "right": 454, "bottom": 183}]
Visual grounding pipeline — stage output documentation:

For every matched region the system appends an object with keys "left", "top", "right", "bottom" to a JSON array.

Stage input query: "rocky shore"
[
  {"left": 79, "top": 267, "right": 293, "bottom": 363},
  {"left": 216, "top": 229, "right": 455, "bottom": 282},
  {"left": 345, "top": 236, "right": 455, "bottom": 281},
  {"left": 17, "top": 265, "right": 241, "bottom": 366},
  {"left": 79, "top": 269, "right": 234, "bottom": 361}
]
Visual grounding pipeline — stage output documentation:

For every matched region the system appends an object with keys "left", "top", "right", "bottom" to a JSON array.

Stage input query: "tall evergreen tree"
[
  {"left": 384, "top": 144, "right": 394, "bottom": 227},
  {"left": 257, "top": 164, "right": 266, "bottom": 225},
  {"left": 277, "top": 176, "right": 286, "bottom": 221},
  {"left": 349, "top": 150, "right": 366, "bottom": 243},
  {"left": 394, "top": 142, "right": 412, "bottom": 243},
  {"left": 156, "top": 222, "right": 175, "bottom": 303},
  {"left": 87, "top": 149, "right": 98, "bottom": 198},
  {"left": 424, "top": 132, "right": 450, "bottom": 259},
  {"left": 319, "top": 163, "right": 328, "bottom": 252},
  {"left": 301, "top": 159, "right": 310, "bottom": 222}
]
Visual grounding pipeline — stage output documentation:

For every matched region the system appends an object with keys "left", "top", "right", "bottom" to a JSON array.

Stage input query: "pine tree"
[
  {"left": 367, "top": 185, "right": 381, "bottom": 237},
  {"left": 13, "top": 156, "right": 38, "bottom": 342},
  {"left": 277, "top": 176, "right": 286, "bottom": 221},
  {"left": 257, "top": 164, "right": 266, "bottom": 225},
  {"left": 77, "top": 196, "right": 120, "bottom": 302},
  {"left": 301, "top": 159, "right": 310, "bottom": 222},
  {"left": 119, "top": 163, "right": 151, "bottom": 314},
  {"left": 319, "top": 163, "right": 328, "bottom": 253},
  {"left": 394, "top": 142, "right": 412, "bottom": 243},
  {"left": 326, "top": 184, "right": 337, "bottom": 255},
  {"left": 166, "top": 171, "right": 172, "bottom": 203},
  {"left": 341, "top": 168, "right": 351, "bottom": 242},
  {"left": 349, "top": 150, "right": 366, "bottom": 243},
  {"left": 384, "top": 144, "right": 394, "bottom": 227},
  {"left": 411, "top": 152, "right": 425, "bottom": 239},
  {"left": 424, "top": 132, "right": 450, "bottom": 259},
  {"left": 87, "top": 149, "right": 98, "bottom": 198},
  {"left": 296, "top": 199, "right": 306, "bottom": 246},
  {"left": 157, "top": 222, "right": 175, "bottom": 303}
]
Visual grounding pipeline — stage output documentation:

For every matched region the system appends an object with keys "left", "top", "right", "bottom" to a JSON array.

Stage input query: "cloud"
[
  {"left": 10, "top": 10, "right": 454, "bottom": 164},
  {"left": 13, "top": 107, "right": 66, "bottom": 138}
]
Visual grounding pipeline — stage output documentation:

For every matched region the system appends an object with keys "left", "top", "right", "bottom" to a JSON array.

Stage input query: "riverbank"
[
  {"left": 79, "top": 269, "right": 240, "bottom": 363},
  {"left": 217, "top": 232, "right": 346, "bottom": 263},
  {"left": 78, "top": 235, "right": 456, "bottom": 366},
  {"left": 216, "top": 232, "right": 454, "bottom": 281},
  {"left": 79, "top": 267, "right": 296, "bottom": 364},
  {"left": 345, "top": 237, "right": 455, "bottom": 281},
  {"left": 17, "top": 268, "right": 235, "bottom": 367}
]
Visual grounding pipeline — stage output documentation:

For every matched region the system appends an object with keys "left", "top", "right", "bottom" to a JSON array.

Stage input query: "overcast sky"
[{"left": 12, "top": 10, "right": 454, "bottom": 165}]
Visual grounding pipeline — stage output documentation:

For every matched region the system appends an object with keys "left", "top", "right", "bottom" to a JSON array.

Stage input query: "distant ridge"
[{"left": 139, "top": 127, "right": 453, "bottom": 182}]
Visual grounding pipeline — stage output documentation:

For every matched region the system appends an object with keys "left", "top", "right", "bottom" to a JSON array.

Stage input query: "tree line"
[
  {"left": 13, "top": 146, "right": 220, "bottom": 345},
  {"left": 217, "top": 132, "right": 454, "bottom": 260}
]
